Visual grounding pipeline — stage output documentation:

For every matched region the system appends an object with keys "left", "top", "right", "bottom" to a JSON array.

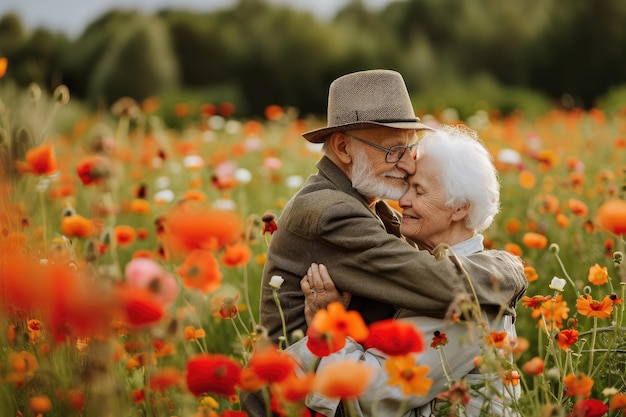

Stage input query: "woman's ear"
[
  {"left": 451, "top": 202, "right": 470, "bottom": 221},
  {"left": 329, "top": 132, "right": 352, "bottom": 164}
]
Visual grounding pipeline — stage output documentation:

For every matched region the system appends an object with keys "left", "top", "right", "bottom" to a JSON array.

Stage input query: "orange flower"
[
  {"left": 563, "top": 373, "right": 594, "bottom": 398},
  {"left": 29, "top": 395, "right": 52, "bottom": 414},
  {"left": 61, "top": 214, "right": 94, "bottom": 238},
  {"left": 522, "top": 232, "right": 548, "bottom": 249},
  {"left": 530, "top": 294, "right": 570, "bottom": 330},
  {"left": 239, "top": 367, "right": 266, "bottom": 392},
  {"left": 588, "top": 263, "right": 609, "bottom": 286},
  {"left": 272, "top": 371, "right": 315, "bottom": 403},
  {"left": 15, "top": 143, "right": 57, "bottom": 175},
  {"left": 524, "top": 265, "right": 539, "bottom": 282},
  {"left": 163, "top": 203, "right": 244, "bottom": 259},
  {"left": 114, "top": 225, "right": 136, "bottom": 246},
  {"left": 521, "top": 357, "right": 544, "bottom": 376},
  {"left": 506, "top": 218, "right": 521, "bottom": 234},
  {"left": 557, "top": 329, "right": 579, "bottom": 350},
  {"left": 265, "top": 104, "right": 285, "bottom": 121},
  {"left": 130, "top": 199, "right": 151, "bottom": 214},
  {"left": 184, "top": 325, "right": 206, "bottom": 341},
  {"left": 364, "top": 319, "right": 424, "bottom": 356},
  {"left": 306, "top": 302, "right": 368, "bottom": 357},
  {"left": 0, "top": 56, "right": 7, "bottom": 78},
  {"left": 176, "top": 250, "right": 223, "bottom": 294},
  {"left": 247, "top": 346, "right": 297, "bottom": 384},
  {"left": 486, "top": 330, "right": 509, "bottom": 349},
  {"left": 220, "top": 243, "right": 252, "bottom": 267},
  {"left": 596, "top": 199, "right": 626, "bottom": 235},
  {"left": 576, "top": 294, "right": 613, "bottom": 319},
  {"left": 7, "top": 351, "right": 39, "bottom": 383},
  {"left": 313, "top": 360, "right": 374, "bottom": 399},
  {"left": 149, "top": 366, "right": 182, "bottom": 391},
  {"left": 610, "top": 393, "right": 626, "bottom": 412},
  {"left": 522, "top": 295, "right": 553, "bottom": 309},
  {"left": 185, "top": 354, "right": 242, "bottom": 397},
  {"left": 183, "top": 189, "right": 207, "bottom": 202},
  {"left": 539, "top": 194, "right": 560, "bottom": 214},
  {"left": 385, "top": 354, "right": 432, "bottom": 396},
  {"left": 518, "top": 170, "right": 536, "bottom": 189},
  {"left": 567, "top": 198, "right": 588, "bottom": 217},
  {"left": 556, "top": 213, "right": 570, "bottom": 228},
  {"left": 504, "top": 242, "right": 522, "bottom": 256}
]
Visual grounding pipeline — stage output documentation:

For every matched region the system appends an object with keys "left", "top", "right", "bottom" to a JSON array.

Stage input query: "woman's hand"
[{"left": 300, "top": 263, "right": 352, "bottom": 325}]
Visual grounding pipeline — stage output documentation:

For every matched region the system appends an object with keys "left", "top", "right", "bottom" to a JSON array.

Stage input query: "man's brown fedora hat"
[{"left": 303, "top": 69, "right": 433, "bottom": 143}]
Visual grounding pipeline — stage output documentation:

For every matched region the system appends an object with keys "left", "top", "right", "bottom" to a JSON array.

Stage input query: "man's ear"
[
  {"left": 451, "top": 202, "right": 470, "bottom": 221},
  {"left": 329, "top": 132, "right": 352, "bottom": 164}
]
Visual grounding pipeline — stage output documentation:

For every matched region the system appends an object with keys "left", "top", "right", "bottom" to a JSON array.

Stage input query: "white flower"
[
  {"left": 154, "top": 189, "right": 175, "bottom": 204},
  {"left": 269, "top": 275, "right": 284, "bottom": 289},
  {"left": 183, "top": 155, "right": 204, "bottom": 169},
  {"left": 549, "top": 276, "right": 567, "bottom": 292},
  {"left": 497, "top": 148, "right": 522, "bottom": 165},
  {"left": 234, "top": 168, "right": 252, "bottom": 184},
  {"left": 603, "top": 387, "right": 620, "bottom": 397},
  {"left": 285, "top": 175, "right": 304, "bottom": 189}
]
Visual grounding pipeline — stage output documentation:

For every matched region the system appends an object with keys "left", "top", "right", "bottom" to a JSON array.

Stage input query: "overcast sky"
[{"left": 0, "top": 0, "right": 394, "bottom": 38}]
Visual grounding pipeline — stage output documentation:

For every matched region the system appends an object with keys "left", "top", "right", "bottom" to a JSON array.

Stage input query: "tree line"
[{"left": 1, "top": 0, "right": 626, "bottom": 118}]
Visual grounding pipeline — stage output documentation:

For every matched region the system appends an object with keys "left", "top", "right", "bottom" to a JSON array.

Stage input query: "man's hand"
[{"left": 301, "top": 263, "right": 352, "bottom": 325}]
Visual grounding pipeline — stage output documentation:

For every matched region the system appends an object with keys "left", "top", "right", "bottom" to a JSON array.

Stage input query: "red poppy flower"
[
  {"left": 114, "top": 225, "right": 136, "bottom": 246},
  {"left": 115, "top": 285, "right": 164, "bottom": 327},
  {"left": 567, "top": 398, "right": 608, "bottom": 417},
  {"left": 430, "top": 331, "right": 448, "bottom": 348},
  {"left": 262, "top": 212, "right": 278, "bottom": 235},
  {"left": 247, "top": 346, "right": 297, "bottom": 384},
  {"left": 76, "top": 155, "right": 112, "bottom": 185},
  {"left": 185, "top": 353, "right": 242, "bottom": 397},
  {"left": 364, "top": 319, "right": 424, "bottom": 356},
  {"left": 557, "top": 329, "right": 579, "bottom": 350}
]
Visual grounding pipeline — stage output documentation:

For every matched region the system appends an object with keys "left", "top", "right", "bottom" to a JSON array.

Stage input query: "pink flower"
[{"left": 125, "top": 258, "right": 178, "bottom": 306}]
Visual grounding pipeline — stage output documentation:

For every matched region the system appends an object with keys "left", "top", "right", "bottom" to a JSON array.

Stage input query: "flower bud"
[
  {"left": 549, "top": 277, "right": 567, "bottom": 292},
  {"left": 269, "top": 275, "right": 284, "bottom": 289}
]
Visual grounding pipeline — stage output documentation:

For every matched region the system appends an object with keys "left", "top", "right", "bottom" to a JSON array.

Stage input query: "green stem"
[
  {"left": 588, "top": 316, "right": 598, "bottom": 374},
  {"left": 552, "top": 251, "right": 580, "bottom": 298},
  {"left": 272, "top": 288, "right": 289, "bottom": 348}
]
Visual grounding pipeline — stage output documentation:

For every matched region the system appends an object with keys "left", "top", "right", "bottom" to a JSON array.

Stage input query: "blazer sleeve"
[{"left": 315, "top": 197, "right": 527, "bottom": 316}]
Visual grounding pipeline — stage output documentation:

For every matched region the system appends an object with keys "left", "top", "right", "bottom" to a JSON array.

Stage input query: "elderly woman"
[{"left": 290, "top": 125, "right": 525, "bottom": 417}]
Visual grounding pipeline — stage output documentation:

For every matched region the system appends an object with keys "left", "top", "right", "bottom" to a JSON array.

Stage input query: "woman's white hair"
[{"left": 418, "top": 125, "right": 500, "bottom": 233}]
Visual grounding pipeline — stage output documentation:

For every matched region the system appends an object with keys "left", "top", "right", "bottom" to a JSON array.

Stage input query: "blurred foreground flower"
[{"left": 15, "top": 143, "right": 57, "bottom": 175}]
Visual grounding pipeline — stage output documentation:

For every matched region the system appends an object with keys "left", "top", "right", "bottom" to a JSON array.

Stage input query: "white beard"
[{"left": 350, "top": 146, "right": 407, "bottom": 200}]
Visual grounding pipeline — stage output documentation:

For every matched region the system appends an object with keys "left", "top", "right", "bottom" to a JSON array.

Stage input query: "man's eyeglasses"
[{"left": 346, "top": 133, "right": 417, "bottom": 163}]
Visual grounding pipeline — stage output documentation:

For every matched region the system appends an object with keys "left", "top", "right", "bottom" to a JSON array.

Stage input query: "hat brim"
[{"left": 302, "top": 121, "right": 434, "bottom": 143}]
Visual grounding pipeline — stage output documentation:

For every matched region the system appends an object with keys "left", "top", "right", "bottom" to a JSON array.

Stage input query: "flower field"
[{"left": 1, "top": 82, "right": 626, "bottom": 417}]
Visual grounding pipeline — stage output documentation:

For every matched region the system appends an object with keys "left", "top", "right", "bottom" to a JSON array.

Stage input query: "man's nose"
[{"left": 396, "top": 149, "right": 417, "bottom": 175}]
